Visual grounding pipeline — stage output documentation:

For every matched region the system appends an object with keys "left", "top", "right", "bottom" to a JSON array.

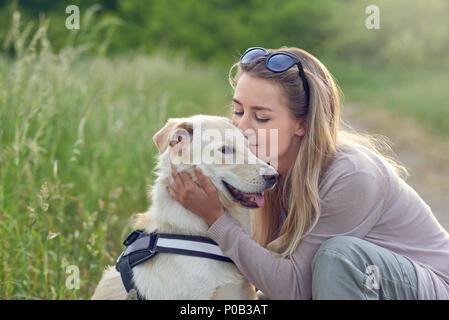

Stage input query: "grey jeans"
[
  {"left": 311, "top": 236, "right": 418, "bottom": 300},
  {"left": 256, "top": 235, "right": 419, "bottom": 300}
]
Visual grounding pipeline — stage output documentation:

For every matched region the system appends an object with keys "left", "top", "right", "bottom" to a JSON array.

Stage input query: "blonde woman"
[{"left": 167, "top": 47, "right": 449, "bottom": 299}]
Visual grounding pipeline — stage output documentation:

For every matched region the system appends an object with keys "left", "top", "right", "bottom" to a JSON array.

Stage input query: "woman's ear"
[{"left": 294, "top": 118, "right": 307, "bottom": 137}]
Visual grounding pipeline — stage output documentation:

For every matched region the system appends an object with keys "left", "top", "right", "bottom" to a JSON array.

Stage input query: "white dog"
[{"left": 92, "top": 115, "right": 278, "bottom": 299}]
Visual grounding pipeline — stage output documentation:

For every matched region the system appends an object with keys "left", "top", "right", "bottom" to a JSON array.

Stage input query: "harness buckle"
[
  {"left": 123, "top": 230, "right": 144, "bottom": 246},
  {"left": 148, "top": 232, "right": 159, "bottom": 253}
]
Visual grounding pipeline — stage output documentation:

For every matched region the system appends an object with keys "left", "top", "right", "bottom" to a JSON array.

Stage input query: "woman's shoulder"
[
  {"left": 316, "top": 142, "right": 393, "bottom": 213},
  {"left": 320, "top": 142, "right": 391, "bottom": 190},
  {"left": 333, "top": 142, "right": 390, "bottom": 174}
]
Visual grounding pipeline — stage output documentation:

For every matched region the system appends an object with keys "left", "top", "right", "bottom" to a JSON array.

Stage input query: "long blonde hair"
[{"left": 228, "top": 47, "right": 409, "bottom": 258}]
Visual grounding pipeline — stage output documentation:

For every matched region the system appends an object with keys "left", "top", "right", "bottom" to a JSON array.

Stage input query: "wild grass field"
[
  {"left": 1, "top": 14, "right": 448, "bottom": 299},
  {"left": 0, "top": 45, "right": 234, "bottom": 299}
]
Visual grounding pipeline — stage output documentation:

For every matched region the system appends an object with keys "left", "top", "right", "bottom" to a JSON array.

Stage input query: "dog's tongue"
[{"left": 247, "top": 193, "right": 264, "bottom": 207}]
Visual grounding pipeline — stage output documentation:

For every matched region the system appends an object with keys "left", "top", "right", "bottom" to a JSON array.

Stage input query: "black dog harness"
[{"left": 115, "top": 230, "right": 234, "bottom": 299}]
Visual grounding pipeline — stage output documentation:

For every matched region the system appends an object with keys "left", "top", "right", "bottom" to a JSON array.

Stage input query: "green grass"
[
  {"left": 325, "top": 58, "right": 449, "bottom": 137},
  {"left": 0, "top": 49, "right": 232, "bottom": 299}
]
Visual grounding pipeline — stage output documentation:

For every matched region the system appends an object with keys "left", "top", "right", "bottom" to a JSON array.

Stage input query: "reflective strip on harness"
[
  {"left": 156, "top": 237, "right": 227, "bottom": 258},
  {"left": 115, "top": 230, "right": 234, "bottom": 299}
]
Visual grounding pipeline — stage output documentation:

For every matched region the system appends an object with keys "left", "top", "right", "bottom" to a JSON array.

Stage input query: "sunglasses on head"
[{"left": 240, "top": 47, "right": 310, "bottom": 108}]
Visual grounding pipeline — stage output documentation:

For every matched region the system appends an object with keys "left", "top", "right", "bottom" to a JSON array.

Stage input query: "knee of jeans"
[
  {"left": 311, "top": 236, "right": 361, "bottom": 270},
  {"left": 319, "top": 236, "right": 362, "bottom": 253}
]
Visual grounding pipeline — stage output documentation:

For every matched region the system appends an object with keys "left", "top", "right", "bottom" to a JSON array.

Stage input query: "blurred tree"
[{"left": 0, "top": 0, "right": 447, "bottom": 68}]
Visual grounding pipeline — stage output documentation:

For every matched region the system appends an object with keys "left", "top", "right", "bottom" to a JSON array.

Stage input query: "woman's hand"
[{"left": 166, "top": 163, "right": 225, "bottom": 227}]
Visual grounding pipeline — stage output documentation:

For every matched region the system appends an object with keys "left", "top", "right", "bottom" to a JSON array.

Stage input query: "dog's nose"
[{"left": 262, "top": 167, "right": 279, "bottom": 186}]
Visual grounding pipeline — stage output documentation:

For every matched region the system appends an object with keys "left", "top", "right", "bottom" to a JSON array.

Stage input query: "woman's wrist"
[{"left": 206, "top": 208, "right": 226, "bottom": 227}]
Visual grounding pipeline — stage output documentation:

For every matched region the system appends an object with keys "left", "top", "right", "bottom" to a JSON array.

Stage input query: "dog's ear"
[
  {"left": 168, "top": 122, "right": 193, "bottom": 149},
  {"left": 153, "top": 119, "right": 178, "bottom": 154},
  {"left": 153, "top": 119, "right": 193, "bottom": 154}
]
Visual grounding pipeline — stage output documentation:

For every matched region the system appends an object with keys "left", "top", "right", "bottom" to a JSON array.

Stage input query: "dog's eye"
[{"left": 220, "top": 146, "right": 235, "bottom": 154}]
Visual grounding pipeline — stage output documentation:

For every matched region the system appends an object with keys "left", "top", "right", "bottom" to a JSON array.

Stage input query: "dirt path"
[{"left": 342, "top": 104, "right": 449, "bottom": 231}]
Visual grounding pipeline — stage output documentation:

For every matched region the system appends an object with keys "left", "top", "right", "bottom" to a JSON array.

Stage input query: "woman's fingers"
[
  {"left": 166, "top": 184, "right": 177, "bottom": 200},
  {"left": 181, "top": 171, "right": 205, "bottom": 197},
  {"left": 168, "top": 164, "right": 205, "bottom": 204},
  {"left": 170, "top": 162, "right": 177, "bottom": 177},
  {"left": 170, "top": 163, "right": 183, "bottom": 183},
  {"left": 194, "top": 167, "right": 216, "bottom": 193},
  {"left": 165, "top": 166, "right": 224, "bottom": 226},
  {"left": 171, "top": 163, "right": 186, "bottom": 188}
]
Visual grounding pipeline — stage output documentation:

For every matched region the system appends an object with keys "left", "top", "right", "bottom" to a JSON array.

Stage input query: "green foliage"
[
  {"left": 325, "top": 59, "right": 449, "bottom": 136},
  {"left": 1, "top": 0, "right": 448, "bottom": 67},
  {"left": 0, "top": 18, "right": 230, "bottom": 299},
  {"left": 113, "top": 0, "right": 336, "bottom": 64},
  {"left": 324, "top": 0, "right": 449, "bottom": 68},
  {"left": 2, "top": 0, "right": 446, "bottom": 68}
]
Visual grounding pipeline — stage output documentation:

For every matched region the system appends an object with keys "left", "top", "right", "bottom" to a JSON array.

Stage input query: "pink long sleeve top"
[{"left": 207, "top": 142, "right": 449, "bottom": 299}]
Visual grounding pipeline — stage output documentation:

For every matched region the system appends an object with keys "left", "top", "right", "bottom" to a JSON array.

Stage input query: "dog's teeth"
[{"left": 250, "top": 197, "right": 255, "bottom": 202}]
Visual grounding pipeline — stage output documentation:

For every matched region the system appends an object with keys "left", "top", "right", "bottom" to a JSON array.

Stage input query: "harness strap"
[
  {"left": 116, "top": 254, "right": 146, "bottom": 300},
  {"left": 154, "top": 233, "right": 234, "bottom": 264},
  {"left": 115, "top": 230, "right": 233, "bottom": 299}
]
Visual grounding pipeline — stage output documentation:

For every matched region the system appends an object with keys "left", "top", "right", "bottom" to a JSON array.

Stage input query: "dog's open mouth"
[{"left": 222, "top": 181, "right": 265, "bottom": 208}]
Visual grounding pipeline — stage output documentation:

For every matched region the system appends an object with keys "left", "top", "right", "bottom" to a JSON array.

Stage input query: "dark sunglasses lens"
[
  {"left": 241, "top": 48, "right": 267, "bottom": 64},
  {"left": 267, "top": 54, "right": 297, "bottom": 72}
]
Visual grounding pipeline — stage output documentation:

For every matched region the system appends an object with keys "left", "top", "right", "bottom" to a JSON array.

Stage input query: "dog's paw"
[{"left": 126, "top": 289, "right": 139, "bottom": 300}]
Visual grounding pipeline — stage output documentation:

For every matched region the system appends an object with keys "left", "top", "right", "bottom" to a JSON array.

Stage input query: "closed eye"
[
  {"left": 233, "top": 110, "right": 269, "bottom": 122},
  {"left": 255, "top": 116, "right": 270, "bottom": 123}
]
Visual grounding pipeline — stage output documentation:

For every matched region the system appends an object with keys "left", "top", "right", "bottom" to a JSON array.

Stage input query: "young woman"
[{"left": 166, "top": 47, "right": 449, "bottom": 299}]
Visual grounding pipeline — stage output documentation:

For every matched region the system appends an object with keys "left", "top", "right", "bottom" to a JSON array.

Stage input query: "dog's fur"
[{"left": 92, "top": 115, "right": 276, "bottom": 299}]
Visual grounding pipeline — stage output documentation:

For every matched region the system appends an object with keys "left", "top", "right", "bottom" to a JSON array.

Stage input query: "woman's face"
[{"left": 231, "top": 73, "right": 306, "bottom": 175}]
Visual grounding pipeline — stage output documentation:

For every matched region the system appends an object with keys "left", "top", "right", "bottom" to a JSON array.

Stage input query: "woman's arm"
[
  {"left": 168, "top": 164, "right": 385, "bottom": 299},
  {"left": 206, "top": 171, "right": 385, "bottom": 299},
  {"left": 206, "top": 212, "right": 306, "bottom": 299}
]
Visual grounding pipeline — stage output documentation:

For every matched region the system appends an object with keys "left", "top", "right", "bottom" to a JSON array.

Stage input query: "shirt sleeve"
[{"left": 206, "top": 171, "right": 386, "bottom": 299}]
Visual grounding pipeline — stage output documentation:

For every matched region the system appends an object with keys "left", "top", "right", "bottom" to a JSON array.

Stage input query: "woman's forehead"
[{"left": 234, "top": 74, "right": 287, "bottom": 110}]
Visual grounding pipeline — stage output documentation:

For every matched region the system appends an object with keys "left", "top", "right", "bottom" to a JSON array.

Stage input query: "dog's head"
[{"left": 153, "top": 115, "right": 278, "bottom": 209}]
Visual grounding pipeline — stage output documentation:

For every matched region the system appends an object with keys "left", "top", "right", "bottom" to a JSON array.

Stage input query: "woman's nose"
[
  {"left": 235, "top": 114, "right": 251, "bottom": 134},
  {"left": 234, "top": 114, "right": 257, "bottom": 144}
]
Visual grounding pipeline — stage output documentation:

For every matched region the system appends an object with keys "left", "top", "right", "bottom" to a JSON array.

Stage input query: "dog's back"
[{"left": 92, "top": 115, "right": 277, "bottom": 300}]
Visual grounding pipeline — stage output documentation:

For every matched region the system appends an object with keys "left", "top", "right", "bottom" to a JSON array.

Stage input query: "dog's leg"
[
  {"left": 91, "top": 266, "right": 127, "bottom": 300},
  {"left": 212, "top": 281, "right": 258, "bottom": 300}
]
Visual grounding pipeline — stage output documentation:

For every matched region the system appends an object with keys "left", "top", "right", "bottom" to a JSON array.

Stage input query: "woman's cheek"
[
  {"left": 253, "top": 137, "right": 270, "bottom": 162},
  {"left": 265, "top": 129, "right": 283, "bottom": 162}
]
